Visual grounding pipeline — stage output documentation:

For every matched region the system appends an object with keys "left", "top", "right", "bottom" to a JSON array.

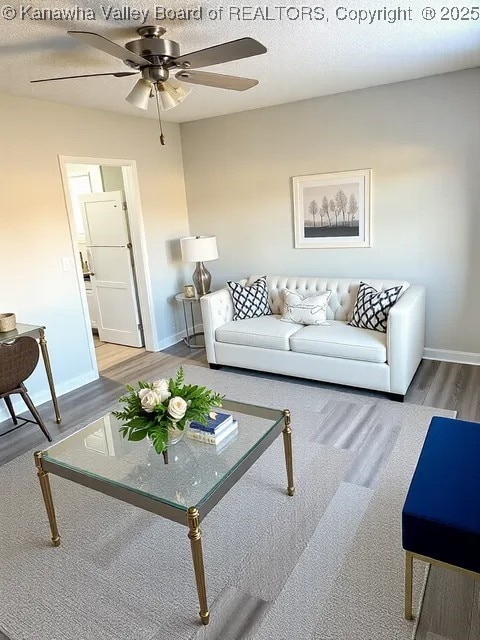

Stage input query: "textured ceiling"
[{"left": 1, "top": 0, "right": 479, "bottom": 122}]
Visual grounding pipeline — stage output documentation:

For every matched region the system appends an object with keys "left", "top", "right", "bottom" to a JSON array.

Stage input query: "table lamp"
[{"left": 180, "top": 235, "right": 218, "bottom": 296}]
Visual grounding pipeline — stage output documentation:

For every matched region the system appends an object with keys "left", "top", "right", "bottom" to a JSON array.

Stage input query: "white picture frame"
[{"left": 292, "top": 169, "right": 372, "bottom": 249}]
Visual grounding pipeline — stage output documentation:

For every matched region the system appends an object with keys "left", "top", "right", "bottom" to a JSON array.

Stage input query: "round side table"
[{"left": 175, "top": 293, "right": 205, "bottom": 349}]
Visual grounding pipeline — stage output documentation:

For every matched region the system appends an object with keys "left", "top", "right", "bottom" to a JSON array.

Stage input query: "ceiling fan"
[{"left": 31, "top": 26, "right": 267, "bottom": 144}]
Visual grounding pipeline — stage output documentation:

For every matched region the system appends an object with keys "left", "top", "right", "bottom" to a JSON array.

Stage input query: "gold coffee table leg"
[
  {"left": 34, "top": 451, "right": 61, "bottom": 547},
  {"left": 187, "top": 507, "right": 209, "bottom": 625},
  {"left": 38, "top": 327, "right": 61, "bottom": 424},
  {"left": 282, "top": 409, "right": 295, "bottom": 496}
]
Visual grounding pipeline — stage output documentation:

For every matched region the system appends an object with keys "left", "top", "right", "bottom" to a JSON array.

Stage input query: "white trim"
[
  {"left": 120, "top": 163, "right": 156, "bottom": 351},
  {"left": 58, "top": 155, "right": 158, "bottom": 356},
  {"left": 155, "top": 330, "right": 187, "bottom": 351},
  {"left": 424, "top": 348, "right": 480, "bottom": 366},
  {"left": 48, "top": 370, "right": 99, "bottom": 399},
  {"left": 155, "top": 322, "right": 204, "bottom": 351},
  {"left": 0, "top": 370, "right": 98, "bottom": 423},
  {"left": 58, "top": 159, "right": 99, "bottom": 377}
]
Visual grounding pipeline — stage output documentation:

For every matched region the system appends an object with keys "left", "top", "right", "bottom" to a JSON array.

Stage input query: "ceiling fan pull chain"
[{"left": 154, "top": 83, "right": 166, "bottom": 145}]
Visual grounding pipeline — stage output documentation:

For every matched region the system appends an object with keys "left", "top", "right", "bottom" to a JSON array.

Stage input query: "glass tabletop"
[
  {"left": 0, "top": 323, "right": 44, "bottom": 343},
  {"left": 174, "top": 293, "right": 201, "bottom": 302},
  {"left": 42, "top": 400, "right": 284, "bottom": 514}
]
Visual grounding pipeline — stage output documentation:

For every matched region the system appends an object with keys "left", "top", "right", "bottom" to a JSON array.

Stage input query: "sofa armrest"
[
  {"left": 387, "top": 285, "right": 426, "bottom": 394},
  {"left": 200, "top": 289, "right": 233, "bottom": 364}
]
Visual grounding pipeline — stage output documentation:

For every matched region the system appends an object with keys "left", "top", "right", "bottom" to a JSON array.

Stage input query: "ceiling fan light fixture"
[
  {"left": 156, "top": 83, "right": 178, "bottom": 111},
  {"left": 164, "top": 81, "right": 191, "bottom": 105},
  {"left": 37, "top": 29, "right": 267, "bottom": 148},
  {"left": 125, "top": 78, "right": 152, "bottom": 109}
]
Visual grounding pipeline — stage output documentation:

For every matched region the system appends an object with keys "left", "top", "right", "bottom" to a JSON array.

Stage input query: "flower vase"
[
  {"left": 157, "top": 422, "right": 186, "bottom": 464},
  {"left": 167, "top": 422, "right": 186, "bottom": 447},
  {"left": 147, "top": 423, "right": 185, "bottom": 464}
]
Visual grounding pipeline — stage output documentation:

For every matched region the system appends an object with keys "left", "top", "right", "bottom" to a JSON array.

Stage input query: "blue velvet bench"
[{"left": 402, "top": 416, "right": 480, "bottom": 620}]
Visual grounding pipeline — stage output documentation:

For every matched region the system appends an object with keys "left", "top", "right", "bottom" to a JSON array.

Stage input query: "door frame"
[{"left": 59, "top": 156, "right": 157, "bottom": 370}]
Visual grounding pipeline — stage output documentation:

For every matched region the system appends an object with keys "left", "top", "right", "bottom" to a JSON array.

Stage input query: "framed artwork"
[{"left": 292, "top": 169, "right": 372, "bottom": 249}]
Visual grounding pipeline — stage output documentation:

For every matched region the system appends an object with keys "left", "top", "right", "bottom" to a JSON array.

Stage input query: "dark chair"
[{"left": 0, "top": 336, "right": 52, "bottom": 442}]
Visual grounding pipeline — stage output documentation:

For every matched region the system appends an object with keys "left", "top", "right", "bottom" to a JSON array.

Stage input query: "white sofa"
[{"left": 200, "top": 275, "right": 426, "bottom": 399}]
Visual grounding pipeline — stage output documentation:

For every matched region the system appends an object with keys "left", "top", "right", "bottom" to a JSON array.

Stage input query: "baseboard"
[
  {"left": 55, "top": 369, "right": 100, "bottom": 396},
  {"left": 154, "top": 330, "right": 186, "bottom": 351},
  {"left": 0, "top": 369, "right": 99, "bottom": 423},
  {"left": 154, "top": 323, "right": 204, "bottom": 351},
  {"left": 424, "top": 348, "right": 480, "bottom": 365}
]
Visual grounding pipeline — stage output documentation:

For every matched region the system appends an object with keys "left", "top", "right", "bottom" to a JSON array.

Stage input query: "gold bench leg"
[
  {"left": 34, "top": 451, "right": 61, "bottom": 547},
  {"left": 187, "top": 507, "right": 209, "bottom": 625},
  {"left": 282, "top": 409, "right": 295, "bottom": 496},
  {"left": 405, "top": 551, "right": 413, "bottom": 620}
]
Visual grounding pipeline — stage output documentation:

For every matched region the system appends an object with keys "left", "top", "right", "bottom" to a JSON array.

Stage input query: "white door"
[{"left": 80, "top": 191, "right": 144, "bottom": 347}]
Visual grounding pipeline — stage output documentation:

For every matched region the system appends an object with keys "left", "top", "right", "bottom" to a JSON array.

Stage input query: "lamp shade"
[
  {"left": 156, "top": 81, "right": 192, "bottom": 111},
  {"left": 164, "top": 81, "right": 191, "bottom": 104},
  {"left": 180, "top": 236, "right": 218, "bottom": 263},
  {"left": 126, "top": 79, "right": 152, "bottom": 110},
  {"left": 156, "top": 84, "right": 177, "bottom": 111}
]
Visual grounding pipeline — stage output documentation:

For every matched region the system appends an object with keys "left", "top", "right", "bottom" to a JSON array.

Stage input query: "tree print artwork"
[
  {"left": 304, "top": 183, "right": 360, "bottom": 238},
  {"left": 293, "top": 170, "right": 371, "bottom": 248},
  {"left": 308, "top": 199, "right": 319, "bottom": 228}
]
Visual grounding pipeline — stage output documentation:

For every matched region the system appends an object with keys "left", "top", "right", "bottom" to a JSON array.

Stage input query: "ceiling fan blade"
[
  {"left": 31, "top": 71, "right": 138, "bottom": 83},
  {"left": 173, "top": 37, "right": 266, "bottom": 69},
  {"left": 67, "top": 31, "right": 151, "bottom": 67},
  {"left": 175, "top": 70, "right": 258, "bottom": 91}
]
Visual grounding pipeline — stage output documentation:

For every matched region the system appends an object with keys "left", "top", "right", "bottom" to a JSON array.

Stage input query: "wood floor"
[
  {"left": 0, "top": 347, "right": 478, "bottom": 640},
  {"left": 93, "top": 334, "right": 146, "bottom": 372}
]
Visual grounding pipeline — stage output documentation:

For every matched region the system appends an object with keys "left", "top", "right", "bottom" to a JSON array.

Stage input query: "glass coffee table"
[{"left": 34, "top": 400, "right": 294, "bottom": 625}]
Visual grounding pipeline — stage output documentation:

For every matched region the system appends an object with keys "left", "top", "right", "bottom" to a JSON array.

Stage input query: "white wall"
[
  {"left": 0, "top": 92, "right": 190, "bottom": 418},
  {"left": 180, "top": 69, "right": 480, "bottom": 358}
]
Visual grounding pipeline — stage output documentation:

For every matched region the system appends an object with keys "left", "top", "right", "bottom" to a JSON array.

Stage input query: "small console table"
[
  {"left": 175, "top": 293, "right": 205, "bottom": 349},
  {"left": 0, "top": 323, "right": 61, "bottom": 423}
]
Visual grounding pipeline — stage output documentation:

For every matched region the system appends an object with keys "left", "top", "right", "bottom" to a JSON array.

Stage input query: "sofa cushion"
[
  {"left": 289, "top": 320, "right": 387, "bottom": 363},
  {"left": 349, "top": 281, "right": 403, "bottom": 333},
  {"left": 227, "top": 276, "right": 272, "bottom": 320},
  {"left": 216, "top": 315, "right": 302, "bottom": 351},
  {"left": 281, "top": 289, "right": 331, "bottom": 326}
]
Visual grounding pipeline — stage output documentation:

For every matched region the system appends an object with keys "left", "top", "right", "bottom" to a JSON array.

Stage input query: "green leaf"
[
  {"left": 149, "top": 429, "right": 168, "bottom": 454},
  {"left": 127, "top": 429, "right": 149, "bottom": 441},
  {"left": 127, "top": 416, "right": 151, "bottom": 429},
  {"left": 175, "top": 367, "right": 184, "bottom": 387},
  {"left": 154, "top": 404, "right": 167, "bottom": 417}
]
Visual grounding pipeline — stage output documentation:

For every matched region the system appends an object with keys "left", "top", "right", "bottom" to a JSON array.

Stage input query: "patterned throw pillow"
[
  {"left": 281, "top": 289, "right": 331, "bottom": 325},
  {"left": 227, "top": 276, "right": 272, "bottom": 320},
  {"left": 349, "top": 282, "right": 402, "bottom": 333}
]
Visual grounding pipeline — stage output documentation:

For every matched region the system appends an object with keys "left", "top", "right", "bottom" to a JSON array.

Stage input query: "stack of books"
[{"left": 187, "top": 411, "right": 238, "bottom": 447}]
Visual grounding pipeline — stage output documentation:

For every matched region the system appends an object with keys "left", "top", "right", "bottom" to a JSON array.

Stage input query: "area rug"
[{"left": 0, "top": 365, "right": 454, "bottom": 640}]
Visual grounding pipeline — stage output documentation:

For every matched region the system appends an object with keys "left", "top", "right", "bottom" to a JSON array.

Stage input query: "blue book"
[
  {"left": 188, "top": 421, "right": 238, "bottom": 446},
  {"left": 189, "top": 411, "right": 233, "bottom": 434}
]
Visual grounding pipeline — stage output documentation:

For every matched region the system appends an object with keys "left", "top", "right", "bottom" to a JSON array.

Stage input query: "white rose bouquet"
[{"left": 113, "top": 367, "right": 223, "bottom": 454}]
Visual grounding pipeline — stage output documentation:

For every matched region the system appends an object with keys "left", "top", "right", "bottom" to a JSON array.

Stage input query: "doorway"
[{"left": 59, "top": 156, "right": 156, "bottom": 374}]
